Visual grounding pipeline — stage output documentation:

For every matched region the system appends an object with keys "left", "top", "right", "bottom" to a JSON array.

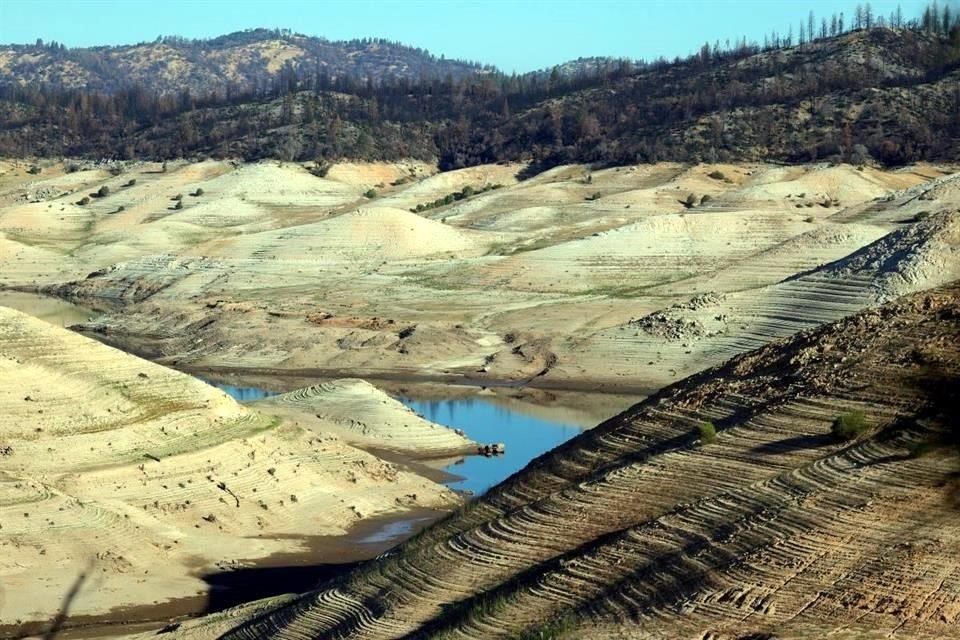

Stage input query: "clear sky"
[{"left": 0, "top": 0, "right": 934, "bottom": 73}]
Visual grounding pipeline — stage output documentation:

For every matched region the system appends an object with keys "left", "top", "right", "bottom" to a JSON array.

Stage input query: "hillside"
[
  {"left": 0, "top": 306, "right": 465, "bottom": 629},
  {"left": 13, "top": 158, "right": 952, "bottom": 397},
  {"left": 153, "top": 283, "right": 960, "bottom": 640},
  {"left": 1, "top": 28, "right": 959, "bottom": 166},
  {"left": 0, "top": 29, "right": 487, "bottom": 94}
]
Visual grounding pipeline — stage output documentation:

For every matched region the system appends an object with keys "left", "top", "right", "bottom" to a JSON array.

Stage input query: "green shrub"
[
  {"left": 97, "top": 185, "right": 110, "bottom": 197},
  {"left": 123, "top": 178, "right": 136, "bottom": 187},
  {"left": 585, "top": 192, "right": 602, "bottom": 201},
  {"left": 707, "top": 170, "right": 726, "bottom": 180},
  {"left": 191, "top": 188, "right": 204, "bottom": 197},
  {"left": 27, "top": 165, "right": 42, "bottom": 175},
  {"left": 699, "top": 194, "right": 712, "bottom": 205},
  {"left": 171, "top": 194, "right": 183, "bottom": 201},
  {"left": 364, "top": 188, "right": 377, "bottom": 199},
  {"left": 77, "top": 196, "right": 90, "bottom": 206},
  {"left": 684, "top": 193, "right": 697, "bottom": 208},
  {"left": 832, "top": 411, "right": 868, "bottom": 441},
  {"left": 698, "top": 421, "right": 717, "bottom": 444},
  {"left": 173, "top": 200, "right": 183, "bottom": 210}
]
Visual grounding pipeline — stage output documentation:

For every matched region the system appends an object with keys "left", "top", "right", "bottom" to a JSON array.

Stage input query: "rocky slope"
[
  {"left": 159, "top": 283, "right": 960, "bottom": 640},
  {"left": 0, "top": 29, "right": 486, "bottom": 94}
]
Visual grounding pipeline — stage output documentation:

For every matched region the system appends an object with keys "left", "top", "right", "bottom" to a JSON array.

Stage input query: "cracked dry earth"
[{"left": 154, "top": 284, "right": 960, "bottom": 640}]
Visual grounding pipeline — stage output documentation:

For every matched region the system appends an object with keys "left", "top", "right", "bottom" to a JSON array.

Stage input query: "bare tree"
[{"left": 808, "top": 10, "right": 816, "bottom": 41}]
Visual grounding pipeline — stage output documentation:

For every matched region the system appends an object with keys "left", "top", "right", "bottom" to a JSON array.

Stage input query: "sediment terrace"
[
  {"left": 5, "top": 159, "right": 953, "bottom": 395},
  {"left": 0, "top": 307, "right": 462, "bottom": 627},
  {"left": 164, "top": 284, "right": 960, "bottom": 640},
  {"left": 2, "top": 157, "right": 959, "bottom": 637}
]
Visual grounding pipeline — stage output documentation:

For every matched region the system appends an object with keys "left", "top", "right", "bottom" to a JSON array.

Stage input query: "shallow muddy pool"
[
  {"left": 0, "top": 290, "right": 96, "bottom": 327},
  {"left": 207, "top": 380, "right": 631, "bottom": 495}
]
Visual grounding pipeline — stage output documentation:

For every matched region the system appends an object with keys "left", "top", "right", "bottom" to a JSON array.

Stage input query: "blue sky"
[{"left": 0, "top": 0, "right": 932, "bottom": 73}]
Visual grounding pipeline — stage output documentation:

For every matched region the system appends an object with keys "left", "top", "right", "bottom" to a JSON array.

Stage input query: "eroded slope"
[
  {"left": 178, "top": 284, "right": 960, "bottom": 640},
  {"left": 0, "top": 307, "right": 459, "bottom": 627}
]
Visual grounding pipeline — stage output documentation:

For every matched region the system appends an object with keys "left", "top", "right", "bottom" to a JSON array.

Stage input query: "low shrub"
[
  {"left": 698, "top": 421, "right": 717, "bottom": 444},
  {"left": 832, "top": 411, "right": 868, "bottom": 441},
  {"left": 707, "top": 170, "right": 726, "bottom": 180},
  {"left": 364, "top": 188, "right": 377, "bottom": 198}
]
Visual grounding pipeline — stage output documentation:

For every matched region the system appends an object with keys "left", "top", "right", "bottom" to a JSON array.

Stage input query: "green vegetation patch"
[
  {"left": 832, "top": 410, "right": 868, "bottom": 441},
  {"left": 698, "top": 421, "right": 717, "bottom": 444},
  {"left": 410, "top": 183, "right": 501, "bottom": 213}
]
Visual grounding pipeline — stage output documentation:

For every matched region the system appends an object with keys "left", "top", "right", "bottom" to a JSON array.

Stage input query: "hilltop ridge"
[{"left": 1, "top": 28, "right": 958, "bottom": 166}]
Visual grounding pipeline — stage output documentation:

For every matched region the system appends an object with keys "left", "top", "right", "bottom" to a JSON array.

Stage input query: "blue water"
[
  {"left": 399, "top": 397, "right": 583, "bottom": 495},
  {"left": 203, "top": 380, "right": 280, "bottom": 402},
  {"left": 207, "top": 381, "right": 585, "bottom": 496}
]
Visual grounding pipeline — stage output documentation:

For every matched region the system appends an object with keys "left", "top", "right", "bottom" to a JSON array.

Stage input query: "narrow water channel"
[
  {"left": 0, "top": 290, "right": 95, "bottom": 327},
  {"left": 207, "top": 381, "right": 596, "bottom": 496}
]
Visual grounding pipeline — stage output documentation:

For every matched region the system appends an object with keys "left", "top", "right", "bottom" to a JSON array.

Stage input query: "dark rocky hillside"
[
  {"left": 1, "top": 27, "right": 958, "bottom": 170},
  {"left": 0, "top": 28, "right": 489, "bottom": 94}
]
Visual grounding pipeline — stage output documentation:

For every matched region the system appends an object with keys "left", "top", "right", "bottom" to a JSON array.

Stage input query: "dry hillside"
[
  {"left": 0, "top": 307, "right": 465, "bottom": 630},
  {"left": 158, "top": 283, "right": 960, "bottom": 640}
]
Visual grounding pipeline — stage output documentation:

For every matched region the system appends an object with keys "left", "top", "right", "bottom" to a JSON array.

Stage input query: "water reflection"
[
  {"left": 400, "top": 396, "right": 583, "bottom": 495},
  {"left": 208, "top": 380, "right": 588, "bottom": 497},
  {"left": 205, "top": 381, "right": 279, "bottom": 402}
]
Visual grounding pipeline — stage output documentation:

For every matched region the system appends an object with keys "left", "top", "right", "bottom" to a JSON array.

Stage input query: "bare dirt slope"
[
  {"left": 162, "top": 283, "right": 960, "bottom": 640},
  {"left": 11, "top": 159, "right": 952, "bottom": 397},
  {"left": 252, "top": 379, "right": 477, "bottom": 457},
  {"left": 0, "top": 307, "right": 459, "bottom": 628}
]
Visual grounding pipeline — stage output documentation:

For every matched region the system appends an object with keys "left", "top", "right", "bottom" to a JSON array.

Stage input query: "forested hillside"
[
  {"left": 1, "top": 5, "right": 958, "bottom": 170},
  {"left": 0, "top": 28, "right": 489, "bottom": 93}
]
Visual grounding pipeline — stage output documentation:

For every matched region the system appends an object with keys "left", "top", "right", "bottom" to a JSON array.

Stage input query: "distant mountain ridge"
[
  {"left": 0, "top": 28, "right": 493, "bottom": 94},
  {"left": 1, "top": 26, "right": 958, "bottom": 169}
]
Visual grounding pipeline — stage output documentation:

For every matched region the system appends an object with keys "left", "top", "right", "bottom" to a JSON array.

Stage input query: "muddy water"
[{"left": 0, "top": 290, "right": 96, "bottom": 327}]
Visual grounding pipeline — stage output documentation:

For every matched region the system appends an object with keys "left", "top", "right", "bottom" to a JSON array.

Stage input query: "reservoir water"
[
  {"left": 206, "top": 381, "right": 605, "bottom": 495},
  {"left": 398, "top": 395, "right": 583, "bottom": 494}
]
